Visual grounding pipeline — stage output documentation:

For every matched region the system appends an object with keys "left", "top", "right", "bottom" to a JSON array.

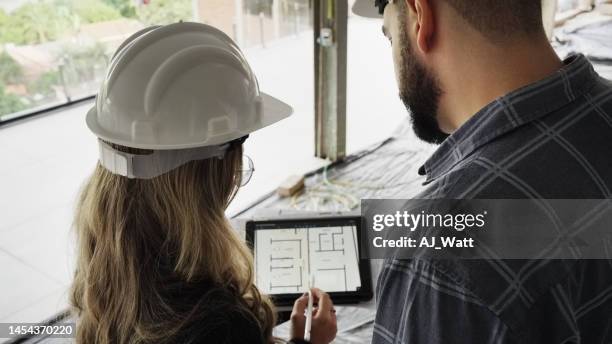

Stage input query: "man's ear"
[{"left": 412, "top": 0, "right": 435, "bottom": 54}]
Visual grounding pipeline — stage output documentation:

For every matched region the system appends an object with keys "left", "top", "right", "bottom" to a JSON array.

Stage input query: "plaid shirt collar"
[{"left": 418, "top": 54, "right": 599, "bottom": 184}]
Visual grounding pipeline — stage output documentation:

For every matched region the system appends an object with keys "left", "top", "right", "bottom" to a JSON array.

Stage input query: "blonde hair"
[{"left": 71, "top": 143, "right": 276, "bottom": 343}]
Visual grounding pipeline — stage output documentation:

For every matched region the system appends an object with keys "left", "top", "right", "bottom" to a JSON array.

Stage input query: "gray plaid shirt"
[{"left": 373, "top": 54, "right": 612, "bottom": 344}]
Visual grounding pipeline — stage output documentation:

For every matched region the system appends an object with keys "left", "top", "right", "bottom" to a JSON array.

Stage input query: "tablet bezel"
[{"left": 245, "top": 216, "right": 373, "bottom": 306}]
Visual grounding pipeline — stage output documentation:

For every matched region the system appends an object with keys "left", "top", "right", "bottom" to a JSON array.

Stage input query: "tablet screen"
[{"left": 252, "top": 221, "right": 362, "bottom": 295}]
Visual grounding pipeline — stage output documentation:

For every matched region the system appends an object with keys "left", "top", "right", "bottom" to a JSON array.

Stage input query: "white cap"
[{"left": 86, "top": 22, "right": 292, "bottom": 178}]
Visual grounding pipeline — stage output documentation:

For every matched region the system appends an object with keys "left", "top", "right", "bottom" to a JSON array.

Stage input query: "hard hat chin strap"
[{"left": 98, "top": 139, "right": 230, "bottom": 179}]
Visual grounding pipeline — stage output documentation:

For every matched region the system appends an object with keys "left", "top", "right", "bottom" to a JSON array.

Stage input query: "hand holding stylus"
[{"left": 290, "top": 288, "right": 337, "bottom": 344}]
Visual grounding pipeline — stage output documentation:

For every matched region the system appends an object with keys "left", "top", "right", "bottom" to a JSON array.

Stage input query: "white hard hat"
[
  {"left": 86, "top": 22, "right": 292, "bottom": 179},
  {"left": 352, "top": 0, "right": 384, "bottom": 18}
]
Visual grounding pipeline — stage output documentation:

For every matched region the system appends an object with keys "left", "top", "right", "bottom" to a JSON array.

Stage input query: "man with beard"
[{"left": 353, "top": 0, "right": 612, "bottom": 343}]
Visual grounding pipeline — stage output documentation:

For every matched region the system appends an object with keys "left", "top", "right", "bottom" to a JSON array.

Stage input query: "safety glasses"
[{"left": 239, "top": 154, "right": 255, "bottom": 187}]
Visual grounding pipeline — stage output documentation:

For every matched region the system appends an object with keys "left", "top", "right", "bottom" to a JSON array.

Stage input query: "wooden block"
[{"left": 277, "top": 175, "right": 305, "bottom": 197}]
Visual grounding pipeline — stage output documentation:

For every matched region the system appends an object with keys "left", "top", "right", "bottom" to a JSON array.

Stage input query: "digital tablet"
[{"left": 245, "top": 216, "right": 372, "bottom": 306}]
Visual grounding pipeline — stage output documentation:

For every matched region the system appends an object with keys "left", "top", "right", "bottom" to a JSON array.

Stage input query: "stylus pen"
[
  {"left": 304, "top": 274, "right": 315, "bottom": 341},
  {"left": 304, "top": 289, "right": 313, "bottom": 341}
]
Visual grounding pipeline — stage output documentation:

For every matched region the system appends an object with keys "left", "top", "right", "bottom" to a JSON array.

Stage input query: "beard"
[{"left": 398, "top": 30, "right": 448, "bottom": 144}]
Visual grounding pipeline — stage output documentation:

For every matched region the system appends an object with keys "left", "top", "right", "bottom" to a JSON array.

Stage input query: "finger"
[
  {"left": 310, "top": 288, "right": 329, "bottom": 305},
  {"left": 311, "top": 289, "right": 333, "bottom": 316},
  {"left": 292, "top": 293, "right": 309, "bottom": 315},
  {"left": 309, "top": 288, "right": 323, "bottom": 302}
]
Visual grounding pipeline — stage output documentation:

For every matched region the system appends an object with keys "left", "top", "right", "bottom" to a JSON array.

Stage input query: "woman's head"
[
  {"left": 71, "top": 144, "right": 276, "bottom": 343},
  {"left": 74, "top": 22, "right": 293, "bottom": 343}
]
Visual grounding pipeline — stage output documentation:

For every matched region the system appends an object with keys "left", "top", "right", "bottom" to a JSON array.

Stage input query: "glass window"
[{"left": 0, "top": 0, "right": 313, "bottom": 122}]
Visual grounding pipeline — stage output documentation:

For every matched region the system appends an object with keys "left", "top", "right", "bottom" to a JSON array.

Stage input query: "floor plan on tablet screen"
[{"left": 254, "top": 224, "right": 361, "bottom": 294}]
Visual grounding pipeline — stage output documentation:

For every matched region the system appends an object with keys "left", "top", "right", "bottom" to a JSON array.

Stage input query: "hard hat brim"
[
  {"left": 352, "top": 0, "right": 383, "bottom": 18},
  {"left": 259, "top": 91, "right": 293, "bottom": 131},
  {"left": 86, "top": 92, "right": 292, "bottom": 150}
]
